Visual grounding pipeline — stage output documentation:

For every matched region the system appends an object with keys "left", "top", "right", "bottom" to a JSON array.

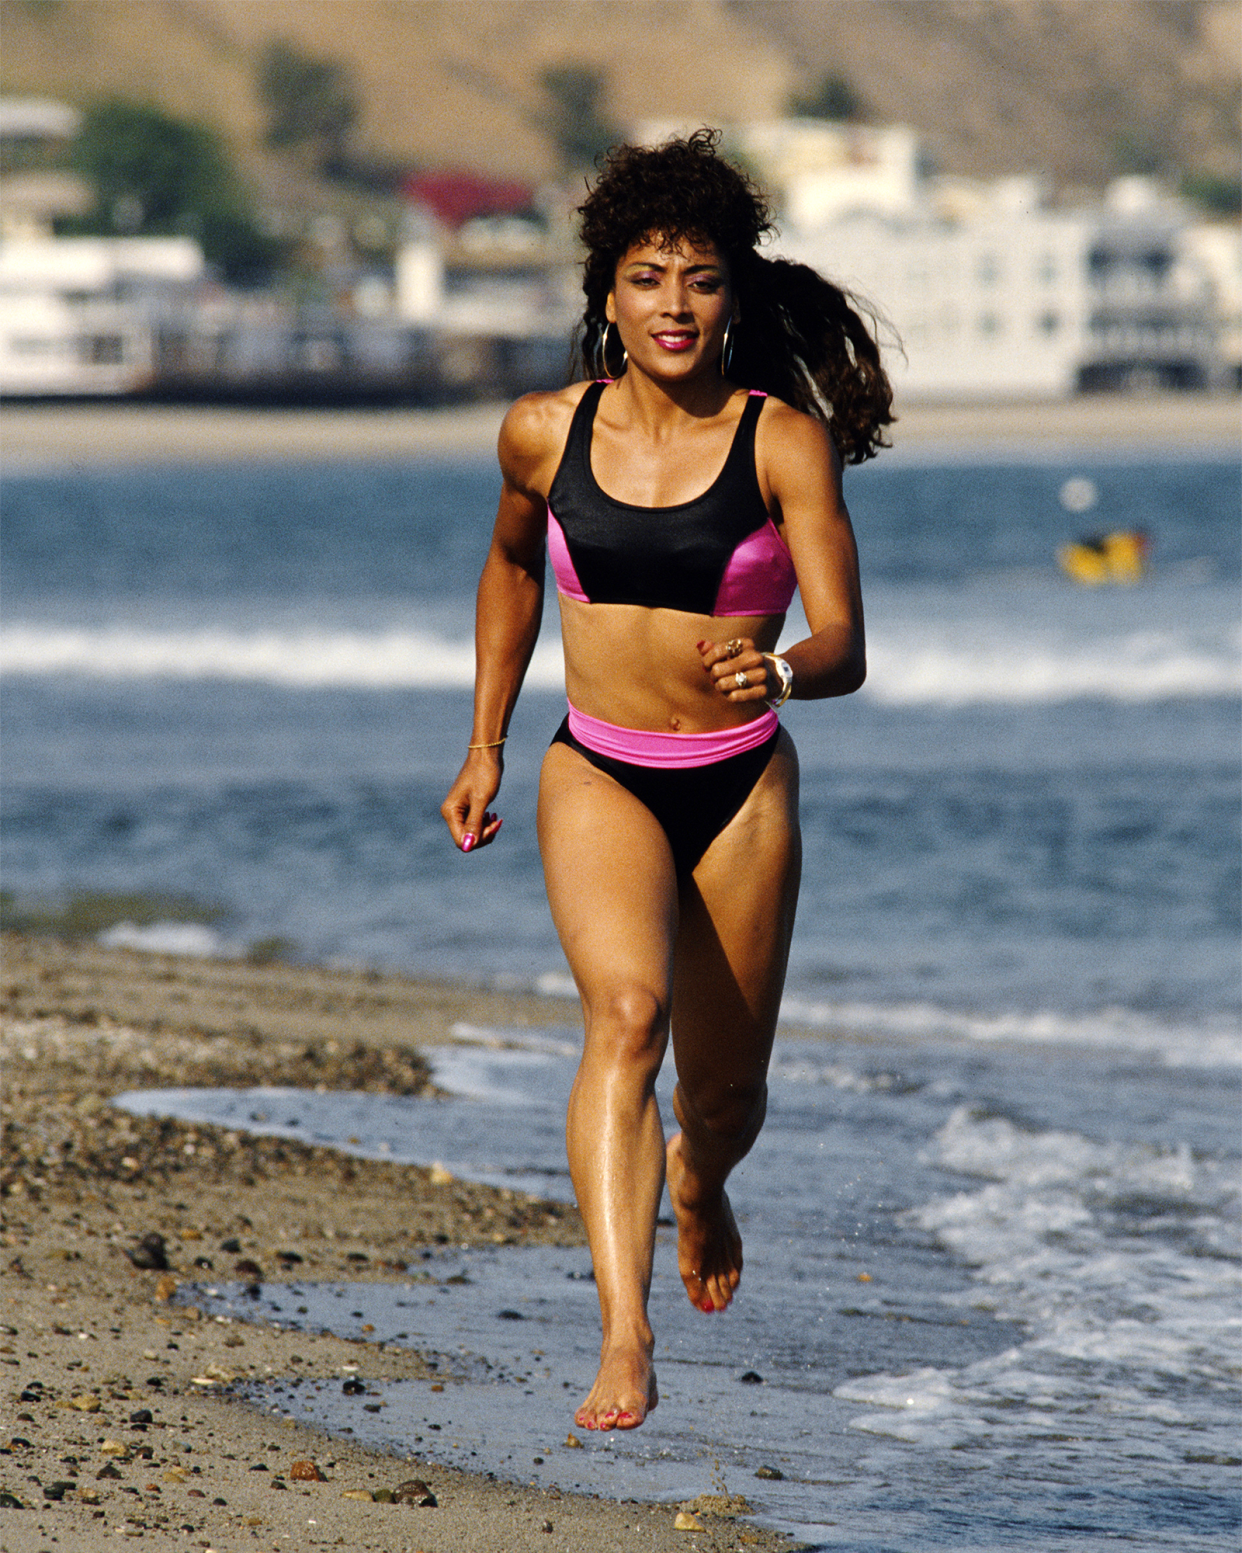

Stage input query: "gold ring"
[
  {"left": 734, "top": 670, "right": 749, "bottom": 689},
  {"left": 723, "top": 638, "right": 745, "bottom": 658}
]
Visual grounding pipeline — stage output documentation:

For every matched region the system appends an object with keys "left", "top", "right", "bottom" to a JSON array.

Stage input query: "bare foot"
[
  {"left": 665, "top": 1131, "right": 743, "bottom": 1312},
  {"left": 574, "top": 1342, "right": 659, "bottom": 1431}
]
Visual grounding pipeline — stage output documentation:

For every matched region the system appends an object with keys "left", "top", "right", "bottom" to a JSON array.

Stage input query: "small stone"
[
  {"left": 0, "top": 1491, "right": 24, "bottom": 1507},
  {"left": 289, "top": 1460, "right": 325, "bottom": 1482},
  {"left": 675, "top": 1510, "right": 705, "bottom": 1531},
  {"left": 234, "top": 1259, "right": 263, "bottom": 1281},
  {"left": 127, "top": 1234, "right": 169, "bottom": 1271},
  {"left": 754, "top": 1464, "right": 784, "bottom": 1480},
  {"left": 276, "top": 1250, "right": 303, "bottom": 1265},
  {"left": 179, "top": 1227, "right": 202, "bottom": 1242},
  {"left": 564, "top": 1433, "right": 583, "bottom": 1448},
  {"left": 76, "top": 1485, "right": 101, "bottom": 1503},
  {"left": 96, "top": 1463, "right": 123, "bottom": 1480},
  {"left": 392, "top": 1478, "right": 436, "bottom": 1507},
  {"left": 219, "top": 1238, "right": 241, "bottom": 1253},
  {"left": 541, "top": 1520, "right": 554, "bottom": 1533},
  {"left": 738, "top": 1370, "right": 764, "bottom": 1384},
  {"left": 128, "top": 1409, "right": 154, "bottom": 1426},
  {"left": 340, "top": 1488, "right": 373, "bottom": 1501},
  {"left": 101, "top": 1438, "right": 131, "bottom": 1456},
  {"left": 497, "top": 1309, "right": 524, "bottom": 1320},
  {"left": 857, "top": 1271, "right": 873, "bottom": 1282},
  {"left": 162, "top": 1466, "right": 188, "bottom": 1483},
  {"left": 429, "top": 1382, "right": 444, "bottom": 1393},
  {"left": 372, "top": 1487, "right": 394, "bottom": 1502},
  {"left": 64, "top": 1392, "right": 102, "bottom": 1411},
  {"left": 428, "top": 1163, "right": 453, "bottom": 1185},
  {"left": 270, "top": 1479, "right": 288, "bottom": 1490},
  {"left": 342, "top": 1378, "right": 365, "bottom": 1395}
]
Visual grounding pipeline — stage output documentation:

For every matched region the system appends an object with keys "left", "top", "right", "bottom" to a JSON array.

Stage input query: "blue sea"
[{"left": 2, "top": 426, "right": 1239, "bottom": 1548}]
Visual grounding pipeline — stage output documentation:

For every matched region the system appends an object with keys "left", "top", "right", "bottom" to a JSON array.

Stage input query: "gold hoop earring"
[
  {"left": 721, "top": 318, "right": 738, "bottom": 377},
  {"left": 600, "top": 321, "right": 627, "bottom": 379}
]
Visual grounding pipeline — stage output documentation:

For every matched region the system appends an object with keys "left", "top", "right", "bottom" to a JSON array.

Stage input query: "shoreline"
[
  {"left": 2, "top": 391, "right": 1237, "bottom": 468},
  {"left": 0, "top": 934, "right": 800, "bottom": 1552}
]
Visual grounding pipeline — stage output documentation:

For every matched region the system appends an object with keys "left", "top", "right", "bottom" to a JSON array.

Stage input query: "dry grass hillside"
[
  {"left": 1, "top": 0, "right": 1237, "bottom": 201},
  {"left": 0, "top": 0, "right": 792, "bottom": 187},
  {"left": 739, "top": 0, "right": 1240, "bottom": 187}
]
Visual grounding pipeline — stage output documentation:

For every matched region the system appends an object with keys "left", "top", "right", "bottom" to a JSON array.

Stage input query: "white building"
[
  {"left": 781, "top": 171, "right": 1225, "bottom": 401},
  {"left": 0, "top": 236, "right": 205, "bottom": 395},
  {"left": 1175, "top": 220, "right": 1242, "bottom": 390}
]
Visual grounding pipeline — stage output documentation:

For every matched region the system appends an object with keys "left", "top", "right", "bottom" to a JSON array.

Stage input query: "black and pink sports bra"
[{"left": 546, "top": 382, "right": 796, "bottom": 616}]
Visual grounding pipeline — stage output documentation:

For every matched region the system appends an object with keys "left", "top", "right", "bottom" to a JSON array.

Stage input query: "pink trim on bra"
[
  {"left": 712, "top": 517, "right": 795, "bottom": 615},
  {"left": 566, "top": 702, "right": 780, "bottom": 769},
  {"left": 547, "top": 510, "right": 588, "bottom": 602}
]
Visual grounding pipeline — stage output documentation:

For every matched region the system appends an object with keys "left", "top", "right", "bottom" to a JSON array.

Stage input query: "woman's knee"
[
  {"left": 583, "top": 984, "right": 669, "bottom": 1071},
  {"left": 677, "top": 1075, "right": 767, "bottom": 1144}
]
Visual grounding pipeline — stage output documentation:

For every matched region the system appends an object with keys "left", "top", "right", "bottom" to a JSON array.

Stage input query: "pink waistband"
[{"left": 566, "top": 703, "right": 779, "bottom": 769}]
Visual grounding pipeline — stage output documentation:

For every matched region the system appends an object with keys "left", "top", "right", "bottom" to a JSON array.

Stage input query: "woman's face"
[{"left": 605, "top": 234, "right": 736, "bottom": 381}]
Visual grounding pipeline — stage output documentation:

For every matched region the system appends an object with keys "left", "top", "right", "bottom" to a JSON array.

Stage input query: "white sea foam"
[
  {"left": 0, "top": 623, "right": 566, "bottom": 689},
  {"left": 833, "top": 1105, "right": 1241, "bottom": 1447},
  {"left": 865, "top": 625, "right": 1242, "bottom": 705},
  {"left": 3, "top": 616, "right": 1238, "bottom": 704},
  {"left": 97, "top": 920, "right": 244, "bottom": 958},
  {"left": 778, "top": 995, "right": 1242, "bottom": 1068}
]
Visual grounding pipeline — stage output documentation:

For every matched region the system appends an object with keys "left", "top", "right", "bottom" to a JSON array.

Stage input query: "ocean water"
[{"left": 3, "top": 434, "right": 1240, "bottom": 1546}]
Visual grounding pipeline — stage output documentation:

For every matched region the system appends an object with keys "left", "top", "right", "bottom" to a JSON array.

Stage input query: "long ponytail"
[{"left": 731, "top": 253, "right": 894, "bottom": 465}]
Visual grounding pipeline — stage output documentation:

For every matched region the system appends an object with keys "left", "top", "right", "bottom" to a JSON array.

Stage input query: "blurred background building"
[{"left": 0, "top": 0, "right": 1237, "bottom": 402}]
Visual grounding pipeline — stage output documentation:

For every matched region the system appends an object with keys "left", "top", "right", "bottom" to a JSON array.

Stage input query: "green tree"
[
  {"left": 790, "top": 74, "right": 866, "bottom": 122},
  {"left": 539, "top": 65, "right": 618, "bottom": 172},
  {"left": 1181, "top": 172, "right": 1241, "bottom": 217},
  {"left": 65, "top": 99, "right": 280, "bottom": 283},
  {"left": 259, "top": 40, "right": 358, "bottom": 169}
]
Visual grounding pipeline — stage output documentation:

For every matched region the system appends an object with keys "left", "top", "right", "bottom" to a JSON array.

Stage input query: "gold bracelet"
[{"left": 466, "top": 737, "right": 507, "bottom": 750}]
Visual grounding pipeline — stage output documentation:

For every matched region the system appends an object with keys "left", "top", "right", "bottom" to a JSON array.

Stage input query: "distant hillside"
[
  {"left": 2, "top": 0, "right": 1237, "bottom": 210},
  {"left": 737, "top": 0, "right": 1240, "bottom": 188},
  {"left": 0, "top": 0, "right": 792, "bottom": 191}
]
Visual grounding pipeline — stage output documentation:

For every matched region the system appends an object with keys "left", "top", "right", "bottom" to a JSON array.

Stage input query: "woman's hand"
[
  {"left": 441, "top": 750, "right": 505, "bottom": 854},
  {"left": 698, "top": 636, "right": 781, "bottom": 703}
]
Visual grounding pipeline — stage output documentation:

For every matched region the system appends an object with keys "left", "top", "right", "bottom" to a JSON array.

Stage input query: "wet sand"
[
  {"left": 2, "top": 391, "right": 1237, "bottom": 468},
  {"left": 0, "top": 934, "right": 798, "bottom": 1551}
]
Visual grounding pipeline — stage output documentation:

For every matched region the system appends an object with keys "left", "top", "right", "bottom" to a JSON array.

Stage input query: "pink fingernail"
[{"left": 461, "top": 834, "right": 476, "bottom": 853}]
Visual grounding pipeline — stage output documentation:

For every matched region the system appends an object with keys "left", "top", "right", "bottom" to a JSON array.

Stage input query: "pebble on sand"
[{"left": 393, "top": 1478, "right": 437, "bottom": 1506}]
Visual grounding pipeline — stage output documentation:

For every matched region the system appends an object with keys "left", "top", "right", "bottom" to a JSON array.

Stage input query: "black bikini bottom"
[{"left": 550, "top": 717, "right": 780, "bottom": 878}]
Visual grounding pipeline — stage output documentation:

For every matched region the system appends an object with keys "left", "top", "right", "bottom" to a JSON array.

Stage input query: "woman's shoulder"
[
  {"left": 753, "top": 392, "right": 839, "bottom": 464},
  {"left": 493, "top": 378, "right": 593, "bottom": 469}
]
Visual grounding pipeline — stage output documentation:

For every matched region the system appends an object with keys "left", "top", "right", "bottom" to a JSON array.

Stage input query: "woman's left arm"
[{"left": 761, "top": 405, "right": 866, "bottom": 699}]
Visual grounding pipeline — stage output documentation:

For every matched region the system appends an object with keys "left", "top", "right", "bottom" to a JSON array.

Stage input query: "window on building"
[{"left": 84, "top": 334, "right": 126, "bottom": 365}]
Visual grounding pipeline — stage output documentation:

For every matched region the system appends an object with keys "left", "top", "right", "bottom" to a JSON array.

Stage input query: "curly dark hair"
[{"left": 573, "top": 128, "right": 894, "bottom": 464}]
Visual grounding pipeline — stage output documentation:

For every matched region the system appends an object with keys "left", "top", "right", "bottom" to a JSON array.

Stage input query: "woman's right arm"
[{"left": 440, "top": 396, "right": 558, "bottom": 853}]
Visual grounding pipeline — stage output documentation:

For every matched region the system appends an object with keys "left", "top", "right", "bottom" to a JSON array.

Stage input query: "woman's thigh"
[
  {"left": 537, "top": 741, "right": 681, "bottom": 1033},
  {"left": 671, "top": 730, "right": 802, "bottom": 1101}
]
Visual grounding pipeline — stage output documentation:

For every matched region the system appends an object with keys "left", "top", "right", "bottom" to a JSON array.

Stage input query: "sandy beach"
[
  {"left": 0, "top": 934, "right": 798, "bottom": 1552},
  {"left": 2, "top": 392, "right": 1237, "bottom": 469}
]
